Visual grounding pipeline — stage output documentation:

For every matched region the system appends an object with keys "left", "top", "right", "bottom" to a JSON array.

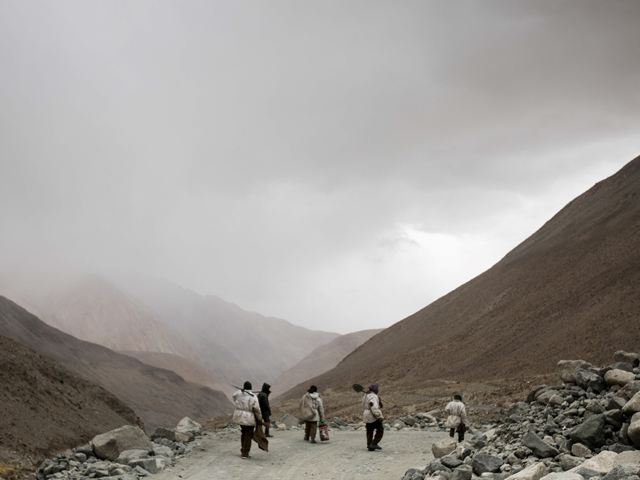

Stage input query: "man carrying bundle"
[
  {"left": 445, "top": 394, "right": 467, "bottom": 442},
  {"left": 299, "top": 385, "right": 325, "bottom": 444},
  {"left": 363, "top": 384, "right": 384, "bottom": 451},
  {"left": 232, "top": 381, "right": 263, "bottom": 459}
]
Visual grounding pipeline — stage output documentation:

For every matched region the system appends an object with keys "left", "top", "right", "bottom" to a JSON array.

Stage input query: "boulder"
[
  {"left": 174, "top": 432, "right": 193, "bottom": 443},
  {"left": 573, "top": 466, "right": 602, "bottom": 480},
  {"left": 432, "top": 437, "right": 457, "bottom": 458},
  {"left": 527, "top": 386, "right": 549, "bottom": 403},
  {"left": 442, "top": 454, "right": 464, "bottom": 469},
  {"left": 605, "top": 370, "right": 636, "bottom": 387},
  {"left": 575, "top": 369, "right": 606, "bottom": 393},
  {"left": 451, "top": 465, "right": 473, "bottom": 480},
  {"left": 150, "top": 427, "right": 175, "bottom": 442},
  {"left": 279, "top": 413, "right": 299, "bottom": 428},
  {"left": 601, "top": 465, "right": 639, "bottom": 480},
  {"left": 116, "top": 450, "right": 150, "bottom": 464},
  {"left": 91, "top": 426, "right": 153, "bottom": 462},
  {"left": 537, "top": 390, "right": 558, "bottom": 405},
  {"left": 628, "top": 420, "right": 640, "bottom": 448},
  {"left": 608, "top": 363, "right": 635, "bottom": 373},
  {"left": 153, "top": 445, "right": 174, "bottom": 459},
  {"left": 506, "top": 462, "right": 549, "bottom": 480},
  {"left": 330, "top": 417, "right": 347, "bottom": 426},
  {"left": 559, "top": 361, "right": 593, "bottom": 384},
  {"left": 128, "top": 458, "right": 167, "bottom": 475},
  {"left": 623, "top": 392, "right": 640, "bottom": 415},
  {"left": 540, "top": 474, "right": 584, "bottom": 480},
  {"left": 605, "top": 397, "right": 628, "bottom": 411},
  {"left": 613, "top": 351, "right": 640, "bottom": 368},
  {"left": 508, "top": 402, "right": 530, "bottom": 416},
  {"left": 523, "top": 432, "right": 560, "bottom": 458},
  {"left": 560, "top": 455, "right": 585, "bottom": 471},
  {"left": 570, "top": 451, "right": 618, "bottom": 475},
  {"left": 618, "top": 382, "right": 640, "bottom": 401},
  {"left": 176, "top": 417, "right": 202, "bottom": 435},
  {"left": 472, "top": 453, "right": 504, "bottom": 475},
  {"left": 567, "top": 414, "right": 607, "bottom": 449},
  {"left": 402, "top": 416, "right": 417, "bottom": 426},
  {"left": 403, "top": 469, "right": 425, "bottom": 480},
  {"left": 571, "top": 443, "right": 591, "bottom": 458},
  {"left": 613, "top": 451, "right": 640, "bottom": 468}
]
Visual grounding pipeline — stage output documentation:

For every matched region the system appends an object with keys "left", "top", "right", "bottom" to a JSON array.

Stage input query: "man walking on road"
[
  {"left": 299, "top": 385, "right": 325, "bottom": 444},
  {"left": 232, "top": 381, "right": 263, "bottom": 459},
  {"left": 363, "top": 384, "right": 384, "bottom": 451},
  {"left": 445, "top": 394, "right": 467, "bottom": 442},
  {"left": 257, "top": 383, "right": 273, "bottom": 438}
]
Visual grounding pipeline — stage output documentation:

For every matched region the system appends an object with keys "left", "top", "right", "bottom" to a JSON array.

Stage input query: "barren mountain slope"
[
  {"left": 120, "top": 351, "right": 235, "bottom": 402},
  {"left": 270, "top": 328, "right": 384, "bottom": 398},
  {"left": 281, "top": 154, "right": 640, "bottom": 400},
  {"left": 0, "top": 334, "right": 142, "bottom": 468},
  {"left": 112, "top": 276, "right": 341, "bottom": 385},
  {"left": 30, "top": 275, "right": 187, "bottom": 355},
  {"left": 0, "top": 296, "right": 233, "bottom": 431}
]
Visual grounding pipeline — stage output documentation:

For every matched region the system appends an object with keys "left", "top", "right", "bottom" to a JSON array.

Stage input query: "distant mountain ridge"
[
  {"left": 280, "top": 154, "right": 640, "bottom": 400},
  {"left": 0, "top": 296, "right": 233, "bottom": 430},
  {"left": 271, "top": 328, "right": 384, "bottom": 398}
]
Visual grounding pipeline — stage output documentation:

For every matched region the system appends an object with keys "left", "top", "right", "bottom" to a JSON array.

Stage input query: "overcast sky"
[{"left": 1, "top": 1, "right": 639, "bottom": 334}]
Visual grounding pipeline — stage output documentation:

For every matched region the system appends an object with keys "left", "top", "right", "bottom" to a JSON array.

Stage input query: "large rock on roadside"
[
  {"left": 523, "top": 432, "right": 560, "bottom": 458},
  {"left": 573, "top": 466, "right": 602, "bottom": 480},
  {"left": 150, "top": 427, "right": 175, "bottom": 442},
  {"left": 601, "top": 465, "right": 639, "bottom": 480},
  {"left": 176, "top": 417, "right": 202, "bottom": 435},
  {"left": 628, "top": 420, "right": 640, "bottom": 448},
  {"left": 613, "top": 450, "right": 640, "bottom": 468},
  {"left": 559, "top": 455, "right": 585, "bottom": 471},
  {"left": 618, "top": 382, "right": 640, "bottom": 401},
  {"left": 451, "top": 465, "right": 473, "bottom": 480},
  {"left": 507, "top": 402, "right": 530, "bottom": 416},
  {"left": 575, "top": 369, "right": 606, "bottom": 393},
  {"left": 432, "top": 437, "right": 457, "bottom": 459},
  {"left": 280, "top": 413, "right": 299, "bottom": 428},
  {"left": 472, "top": 453, "right": 503, "bottom": 475},
  {"left": 614, "top": 351, "right": 640, "bottom": 368},
  {"left": 605, "top": 369, "right": 636, "bottom": 387},
  {"left": 623, "top": 392, "right": 640, "bottom": 415},
  {"left": 559, "top": 361, "right": 593, "bottom": 384},
  {"left": 571, "top": 443, "right": 591, "bottom": 458},
  {"left": 116, "top": 449, "right": 150, "bottom": 464},
  {"left": 540, "top": 474, "right": 583, "bottom": 480},
  {"left": 570, "top": 451, "right": 618, "bottom": 475},
  {"left": 567, "top": 414, "right": 607, "bottom": 449},
  {"left": 129, "top": 458, "right": 167, "bottom": 474},
  {"left": 506, "top": 462, "right": 548, "bottom": 480},
  {"left": 91, "top": 426, "right": 153, "bottom": 461},
  {"left": 441, "top": 454, "right": 463, "bottom": 469}
]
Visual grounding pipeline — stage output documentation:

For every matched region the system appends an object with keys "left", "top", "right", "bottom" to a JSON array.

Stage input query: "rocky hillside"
[
  {"left": 0, "top": 296, "right": 233, "bottom": 431},
  {"left": 119, "top": 351, "right": 235, "bottom": 402},
  {"left": 271, "top": 328, "right": 384, "bottom": 398},
  {"left": 111, "top": 274, "right": 341, "bottom": 385},
  {"left": 281, "top": 154, "right": 640, "bottom": 400},
  {"left": 0, "top": 334, "right": 142, "bottom": 469}
]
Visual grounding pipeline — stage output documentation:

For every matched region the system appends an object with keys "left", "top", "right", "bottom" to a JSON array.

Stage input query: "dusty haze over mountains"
[{"left": 1, "top": 1, "right": 640, "bottom": 333}]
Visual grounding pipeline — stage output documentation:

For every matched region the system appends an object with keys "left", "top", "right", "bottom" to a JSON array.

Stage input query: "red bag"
[{"left": 319, "top": 422, "right": 329, "bottom": 441}]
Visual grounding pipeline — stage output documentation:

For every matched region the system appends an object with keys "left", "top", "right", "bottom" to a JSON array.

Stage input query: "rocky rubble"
[
  {"left": 403, "top": 350, "right": 640, "bottom": 480},
  {"left": 35, "top": 418, "right": 203, "bottom": 480}
]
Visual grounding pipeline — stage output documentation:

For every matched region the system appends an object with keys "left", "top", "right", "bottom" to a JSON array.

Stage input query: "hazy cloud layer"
[{"left": 1, "top": 1, "right": 639, "bottom": 332}]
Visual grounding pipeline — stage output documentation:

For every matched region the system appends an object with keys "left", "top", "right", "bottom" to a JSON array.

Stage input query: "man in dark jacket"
[{"left": 257, "top": 383, "right": 273, "bottom": 438}]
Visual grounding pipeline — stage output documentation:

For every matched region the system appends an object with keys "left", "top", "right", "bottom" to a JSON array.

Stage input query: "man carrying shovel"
[
  {"left": 232, "top": 381, "right": 263, "bottom": 459},
  {"left": 362, "top": 384, "right": 384, "bottom": 451}
]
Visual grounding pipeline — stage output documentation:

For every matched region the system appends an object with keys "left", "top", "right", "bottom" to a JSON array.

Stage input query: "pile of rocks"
[
  {"left": 403, "top": 350, "right": 640, "bottom": 480},
  {"left": 36, "top": 417, "right": 204, "bottom": 480}
]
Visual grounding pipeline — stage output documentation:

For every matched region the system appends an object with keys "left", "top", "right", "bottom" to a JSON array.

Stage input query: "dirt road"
[{"left": 155, "top": 428, "right": 447, "bottom": 480}]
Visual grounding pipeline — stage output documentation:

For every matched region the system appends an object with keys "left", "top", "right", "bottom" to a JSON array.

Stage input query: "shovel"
[
  {"left": 232, "top": 385, "right": 256, "bottom": 396},
  {"left": 353, "top": 384, "right": 395, "bottom": 406}
]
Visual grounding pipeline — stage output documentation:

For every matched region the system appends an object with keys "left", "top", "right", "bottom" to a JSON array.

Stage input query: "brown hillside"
[
  {"left": 120, "top": 351, "right": 235, "bottom": 402},
  {"left": 0, "top": 296, "right": 233, "bottom": 431},
  {"left": 0, "top": 334, "right": 142, "bottom": 468},
  {"left": 281, "top": 154, "right": 640, "bottom": 401},
  {"left": 271, "top": 329, "right": 384, "bottom": 398}
]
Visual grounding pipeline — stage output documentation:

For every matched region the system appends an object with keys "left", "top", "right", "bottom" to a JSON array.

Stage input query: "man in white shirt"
[
  {"left": 232, "top": 381, "right": 263, "bottom": 459},
  {"left": 445, "top": 394, "right": 467, "bottom": 442}
]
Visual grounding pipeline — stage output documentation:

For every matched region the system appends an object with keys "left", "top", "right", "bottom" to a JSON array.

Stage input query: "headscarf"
[
  {"left": 368, "top": 384, "right": 382, "bottom": 408},
  {"left": 308, "top": 385, "right": 317, "bottom": 393}
]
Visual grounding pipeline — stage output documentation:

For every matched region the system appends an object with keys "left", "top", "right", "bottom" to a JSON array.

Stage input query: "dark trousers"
[
  {"left": 305, "top": 421, "right": 318, "bottom": 440},
  {"left": 240, "top": 425, "right": 254, "bottom": 457},
  {"left": 264, "top": 417, "right": 270, "bottom": 436},
  {"left": 366, "top": 419, "right": 384, "bottom": 446},
  {"left": 449, "top": 423, "right": 465, "bottom": 442}
]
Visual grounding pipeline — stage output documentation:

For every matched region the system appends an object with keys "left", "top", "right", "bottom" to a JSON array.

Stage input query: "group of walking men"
[{"left": 232, "top": 381, "right": 467, "bottom": 459}]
